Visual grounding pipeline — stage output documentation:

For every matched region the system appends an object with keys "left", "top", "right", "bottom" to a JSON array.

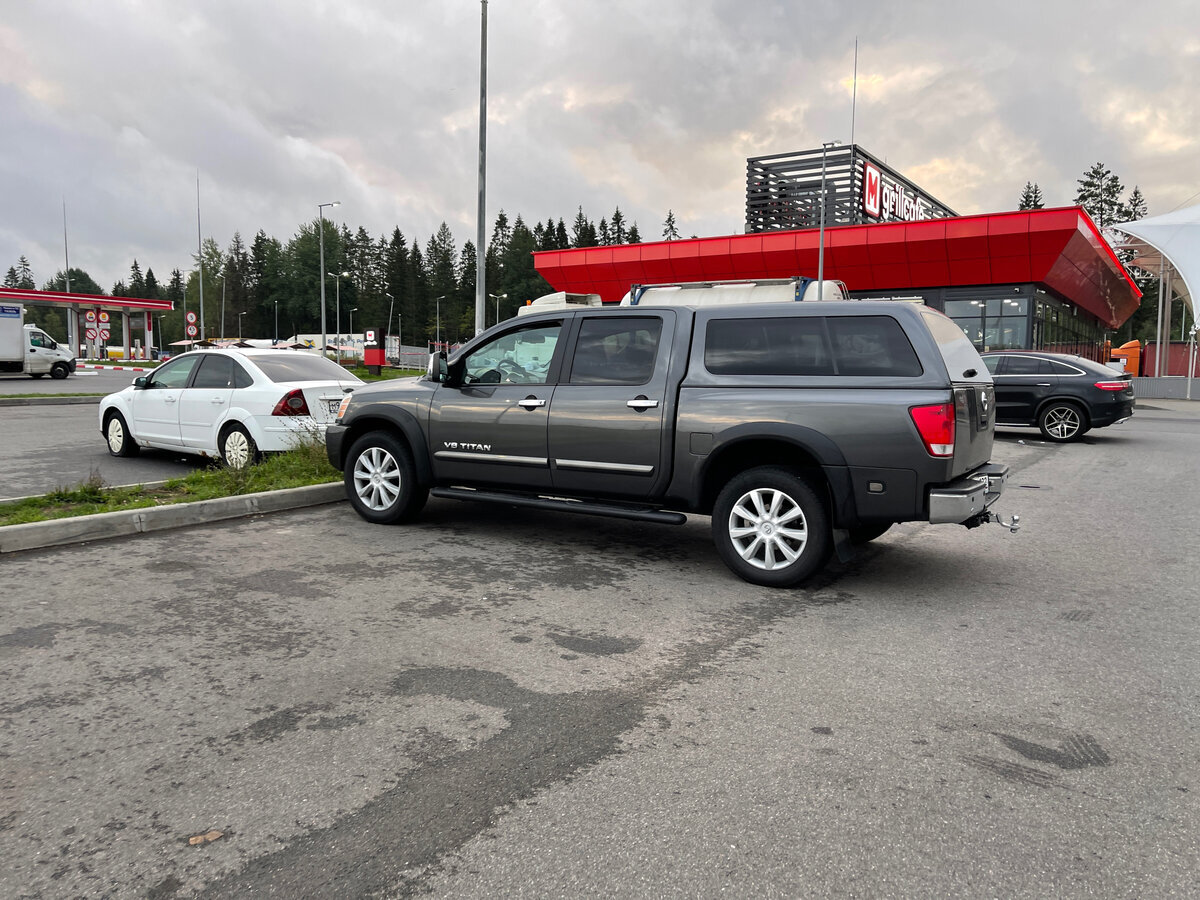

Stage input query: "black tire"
[
  {"left": 849, "top": 522, "right": 892, "bottom": 544},
  {"left": 344, "top": 430, "right": 428, "bottom": 524},
  {"left": 50, "top": 362, "right": 69, "bottom": 380},
  {"left": 220, "top": 424, "right": 259, "bottom": 469},
  {"left": 104, "top": 411, "right": 140, "bottom": 457},
  {"left": 1038, "top": 401, "right": 1086, "bottom": 442},
  {"left": 712, "top": 466, "right": 831, "bottom": 587}
]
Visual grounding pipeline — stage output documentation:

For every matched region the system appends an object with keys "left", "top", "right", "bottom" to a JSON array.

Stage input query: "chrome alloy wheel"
[
  {"left": 727, "top": 486, "right": 809, "bottom": 572},
  {"left": 106, "top": 417, "right": 126, "bottom": 453},
  {"left": 223, "top": 430, "right": 253, "bottom": 469},
  {"left": 353, "top": 445, "right": 402, "bottom": 511},
  {"left": 1042, "top": 405, "right": 1082, "bottom": 440}
]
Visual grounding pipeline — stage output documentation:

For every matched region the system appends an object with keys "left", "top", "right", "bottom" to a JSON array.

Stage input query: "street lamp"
[
  {"left": 489, "top": 292, "right": 507, "bottom": 327},
  {"left": 348, "top": 307, "right": 357, "bottom": 361},
  {"left": 217, "top": 271, "right": 227, "bottom": 341},
  {"left": 273, "top": 300, "right": 279, "bottom": 345},
  {"left": 238, "top": 311, "right": 247, "bottom": 340},
  {"left": 435, "top": 295, "right": 445, "bottom": 348},
  {"left": 317, "top": 200, "right": 340, "bottom": 358},
  {"left": 327, "top": 269, "right": 349, "bottom": 363},
  {"left": 817, "top": 140, "right": 840, "bottom": 300}
]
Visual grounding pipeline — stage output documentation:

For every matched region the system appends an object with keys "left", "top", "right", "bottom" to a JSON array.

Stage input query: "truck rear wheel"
[
  {"left": 344, "top": 430, "right": 428, "bottom": 525},
  {"left": 712, "top": 467, "right": 831, "bottom": 587}
]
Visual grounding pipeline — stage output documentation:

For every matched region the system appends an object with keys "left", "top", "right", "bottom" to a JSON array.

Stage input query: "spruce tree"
[
  {"left": 1017, "top": 182, "right": 1044, "bottom": 210},
  {"left": 1075, "top": 162, "right": 1124, "bottom": 226},
  {"left": 663, "top": 210, "right": 680, "bottom": 241}
]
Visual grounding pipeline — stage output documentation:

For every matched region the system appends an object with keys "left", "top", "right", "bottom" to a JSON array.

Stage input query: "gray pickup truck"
[{"left": 326, "top": 300, "right": 1015, "bottom": 587}]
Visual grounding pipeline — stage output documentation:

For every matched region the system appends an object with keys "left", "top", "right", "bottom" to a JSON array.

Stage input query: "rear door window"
[
  {"left": 1005, "top": 356, "right": 1051, "bottom": 375},
  {"left": 191, "top": 355, "right": 236, "bottom": 389},
  {"left": 569, "top": 317, "right": 663, "bottom": 385}
]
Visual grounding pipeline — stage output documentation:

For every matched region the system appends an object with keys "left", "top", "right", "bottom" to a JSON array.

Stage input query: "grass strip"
[{"left": 0, "top": 440, "right": 340, "bottom": 528}]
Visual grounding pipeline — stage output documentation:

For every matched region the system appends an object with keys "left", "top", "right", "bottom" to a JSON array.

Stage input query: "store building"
[{"left": 534, "top": 145, "right": 1141, "bottom": 359}]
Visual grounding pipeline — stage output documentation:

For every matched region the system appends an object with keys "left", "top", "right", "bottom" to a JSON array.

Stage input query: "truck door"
[
  {"left": 548, "top": 312, "right": 673, "bottom": 498},
  {"left": 428, "top": 321, "right": 565, "bottom": 491},
  {"left": 26, "top": 329, "right": 53, "bottom": 375}
]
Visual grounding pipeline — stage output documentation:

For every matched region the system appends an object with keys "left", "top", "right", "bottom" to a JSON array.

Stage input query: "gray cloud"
[{"left": 2, "top": 0, "right": 1196, "bottom": 290}]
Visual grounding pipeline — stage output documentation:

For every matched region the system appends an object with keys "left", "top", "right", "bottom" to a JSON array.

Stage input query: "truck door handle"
[
  {"left": 518, "top": 397, "right": 546, "bottom": 409},
  {"left": 627, "top": 396, "right": 659, "bottom": 410}
]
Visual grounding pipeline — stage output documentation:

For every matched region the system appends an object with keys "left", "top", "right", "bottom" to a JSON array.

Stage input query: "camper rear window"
[{"left": 704, "top": 315, "right": 923, "bottom": 377}]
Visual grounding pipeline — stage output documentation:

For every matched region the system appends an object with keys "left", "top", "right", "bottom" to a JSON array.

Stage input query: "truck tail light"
[
  {"left": 271, "top": 388, "right": 310, "bottom": 417},
  {"left": 1093, "top": 380, "right": 1129, "bottom": 391},
  {"left": 910, "top": 402, "right": 955, "bottom": 457}
]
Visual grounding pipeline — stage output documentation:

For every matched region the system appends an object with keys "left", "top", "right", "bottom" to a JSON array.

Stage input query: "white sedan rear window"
[{"left": 251, "top": 354, "right": 362, "bottom": 383}]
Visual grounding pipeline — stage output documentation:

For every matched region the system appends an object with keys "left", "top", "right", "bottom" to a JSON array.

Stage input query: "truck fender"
[
  {"left": 342, "top": 405, "right": 433, "bottom": 485},
  {"left": 688, "top": 423, "right": 858, "bottom": 525}
]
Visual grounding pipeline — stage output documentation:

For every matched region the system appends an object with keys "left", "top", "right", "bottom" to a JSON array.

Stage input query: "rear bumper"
[
  {"left": 928, "top": 463, "right": 1009, "bottom": 525},
  {"left": 1090, "top": 399, "right": 1135, "bottom": 428}
]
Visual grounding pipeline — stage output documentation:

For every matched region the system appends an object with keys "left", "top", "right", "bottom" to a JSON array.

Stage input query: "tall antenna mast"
[
  {"left": 62, "top": 198, "right": 70, "bottom": 292},
  {"left": 850, "top": 37, "right": 858, "bottom": 148}
]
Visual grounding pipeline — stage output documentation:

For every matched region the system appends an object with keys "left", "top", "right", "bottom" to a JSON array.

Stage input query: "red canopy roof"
[
  {"left": 533, "top": 207, "right": 1142, "bottom": 328},
  {"left": 0, "top": 286, "right": 174, "bottom": 313}
]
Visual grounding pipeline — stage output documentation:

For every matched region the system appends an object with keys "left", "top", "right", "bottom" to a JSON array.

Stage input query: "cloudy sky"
[{"left": 2, "top": 0, "right": 1197, "bottom": 292}]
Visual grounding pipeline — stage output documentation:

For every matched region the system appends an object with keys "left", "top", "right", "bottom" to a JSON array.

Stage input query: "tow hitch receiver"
[{"left": 964, "top": 510, "right": 1020, "bottom": 533}]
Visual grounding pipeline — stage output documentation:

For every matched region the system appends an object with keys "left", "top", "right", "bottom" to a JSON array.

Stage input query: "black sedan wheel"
[
  {"left": 344, "top": 430, "right": 428, "bottom": 524},
  {"left": 1038, "top": 402, "right": 1086, "bottom": 442},
  {"left": 712, "top": 467, "right": 831, "bottom": 587}
]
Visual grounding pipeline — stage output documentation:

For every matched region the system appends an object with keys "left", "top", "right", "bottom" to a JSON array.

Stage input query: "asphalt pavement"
[{"left": 1, "top": 401, "right": 1198, "bottom": 897}]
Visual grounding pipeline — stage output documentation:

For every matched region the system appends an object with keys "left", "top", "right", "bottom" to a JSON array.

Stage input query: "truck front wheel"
[
  {"left": 50, "top": 362, "right": 69, "bottom": 380},
  {"left": 344, "top": 430, "right": 428, "bottom": 525},
  {"left": 712, "top": 467, "right": 831, "bottom": 588}
]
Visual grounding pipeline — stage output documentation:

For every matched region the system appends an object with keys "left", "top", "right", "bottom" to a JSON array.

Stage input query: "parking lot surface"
[{"left": 1, "top": 406, "right": 1197, "bottom": 897}]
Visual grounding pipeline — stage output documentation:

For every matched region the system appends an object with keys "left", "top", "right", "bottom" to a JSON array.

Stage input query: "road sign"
[
  {"left": 186, "top": 311, "right": 197, "bottom": 324},
  {"left": 99, "top": 311, "right": 110, "bottom": 324},
  {"left": 85, "top": 311, "right": 96, "bottom": 323},
  {"left": 86, "top": 328, "right": 98, "bottom": 340},
  {"left": 99, "top": 329, "right": 110, "bottom": 341}
]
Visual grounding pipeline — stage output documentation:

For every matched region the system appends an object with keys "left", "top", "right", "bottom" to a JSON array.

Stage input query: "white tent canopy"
[{"left": 1112, "top": 204, "right": 1200, "bottom": 323}]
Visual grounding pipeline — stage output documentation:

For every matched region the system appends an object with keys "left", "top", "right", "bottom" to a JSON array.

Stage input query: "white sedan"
[{"left": 99, "top": 349, "right": 363, "bottom": 468}]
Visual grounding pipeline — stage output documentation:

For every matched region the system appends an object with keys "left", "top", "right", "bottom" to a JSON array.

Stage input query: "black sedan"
[{"left": 980, "top": 350, "right": 1135, "bottom": 442}]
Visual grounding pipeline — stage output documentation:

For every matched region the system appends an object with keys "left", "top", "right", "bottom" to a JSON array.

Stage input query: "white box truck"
[{"left": 0, "top": 304, "right": 77, "bottom": 379}]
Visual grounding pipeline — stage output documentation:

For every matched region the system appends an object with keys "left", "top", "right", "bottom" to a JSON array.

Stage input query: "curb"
[
  {"left": 0, "top": 395, "right": 103, "bottom": 406},
  {"left": 76, "top": 363, "right": 155, "bottom": 371},
  {"left": 0, "top": 482, "right": 345, "bottom": 554}
]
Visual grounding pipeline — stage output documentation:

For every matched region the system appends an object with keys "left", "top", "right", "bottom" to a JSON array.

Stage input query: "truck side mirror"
[{"left": 426, "top": 351, "right": 448, "bottom": 384}]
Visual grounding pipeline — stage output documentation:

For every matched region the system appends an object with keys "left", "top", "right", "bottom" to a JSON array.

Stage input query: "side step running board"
[{"left": 430, "top": 487, "right": 687, "bottom": 525}]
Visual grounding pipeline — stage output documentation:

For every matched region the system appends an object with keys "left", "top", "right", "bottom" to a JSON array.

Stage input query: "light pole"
[
  {"left": 238, "top": 311, "right": 247, "bottom": 341},
  {"left": 273, "top": 300, "right": 279, "bottom": 345},
  {"left": 435, "top": 295, "right": 445, "bottom": 349},
  {"left": 328, "top": 269, "right": 349, "bottom": 363},
  {"left": 349, "top": 307, "right": 357, "bottom": 360},
  {"left": 217, "top": 272, "right": 227, "bottom": 341},
  {"left": 317, "top": 200, "right": 340, "bottom": 358},
  {"left": 489, "top": 292, "right": 507, "bottom": 327},
  {"left": 816, "top": 140, "right": 840, "bottom": 300}
]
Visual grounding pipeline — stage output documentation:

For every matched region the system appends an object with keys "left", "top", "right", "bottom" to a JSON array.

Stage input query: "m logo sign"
[
  {"left": 863, "top": 162, "right": 881, "bottom": 218},
  {"left": 365, "top": 329, "right": 376, "bottom": 343}
]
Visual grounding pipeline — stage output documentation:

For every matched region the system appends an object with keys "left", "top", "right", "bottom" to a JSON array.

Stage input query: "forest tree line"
[
  {"left": 4, "top": 205, "right": 654, "bottom": 348},
  {"left": 5, "top": 158, "right": 1189, "bottom": 350}
]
